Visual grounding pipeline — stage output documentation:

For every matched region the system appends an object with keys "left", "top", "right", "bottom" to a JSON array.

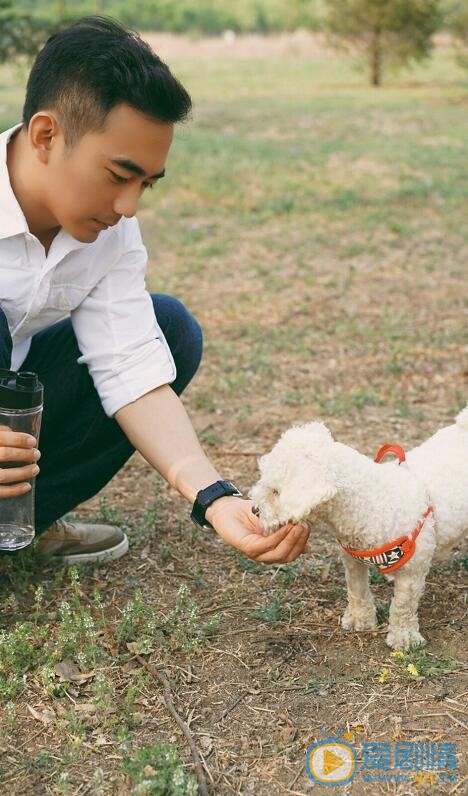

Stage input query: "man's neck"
[{"left": 6, "top": 127, "right": 61, "bottom": 252}]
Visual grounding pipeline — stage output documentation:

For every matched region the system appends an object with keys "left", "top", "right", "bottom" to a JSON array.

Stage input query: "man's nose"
[{"left": 113, "top": 186, "right": 140, "bottom": 218}]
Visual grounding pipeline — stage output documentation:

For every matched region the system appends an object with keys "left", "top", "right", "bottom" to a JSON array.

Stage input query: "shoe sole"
[{"left": 59, "top": 534, "right": 129, "bottom": 565}]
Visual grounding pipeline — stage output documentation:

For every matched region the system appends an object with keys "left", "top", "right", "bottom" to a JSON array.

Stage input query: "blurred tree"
[
  {"left": 324, "top": 0, "right": 442, "bottom": 85},
  {"left": 445, "top": 2, "right": 468, "bottom": 69},
  {"left": 0, "top": 0, "right": 51, "bottom": 63}
]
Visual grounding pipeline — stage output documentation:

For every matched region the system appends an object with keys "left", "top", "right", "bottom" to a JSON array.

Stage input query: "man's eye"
[
  {"left": 143, "top": 182, "right": 154, "bottom": 191},
  {"left": 109, "top": 171, "right": 128, "bottom": 184}
]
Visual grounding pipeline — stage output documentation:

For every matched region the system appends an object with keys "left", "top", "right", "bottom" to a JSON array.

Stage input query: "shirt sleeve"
[{"left": 70, "top": 218, "right": 176, "bottom": 417}]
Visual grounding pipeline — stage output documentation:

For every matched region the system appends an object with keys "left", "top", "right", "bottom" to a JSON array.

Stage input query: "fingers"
[
  {"left": 0, "top": 462, "right": 40, "bottom": 484},
  {"left": 0, "top": 462, "right": 40, "bottom": 498},
  {"left": 0, "top": 432, "right": 40, "bottom": 498},
  {"left": 246, "top": 524, "right": 309, "bottom": 564},
  {"left": 0, "top": 481, "right": 33, "bottom": 499},
  {"left": 252, "top": 524, "right": 310, "bottom": 564},
  {"left": 283, "top": 532, "right": 311, "bottom": 563},
  {"left": 0, "top": 445, "right": 40, "bottom": 464},
  {"left": 243, "top": 523, "right": 293, "bottom": 558},
  {"left": 0, "top": 428, "right": 37, "bottom": 450}
]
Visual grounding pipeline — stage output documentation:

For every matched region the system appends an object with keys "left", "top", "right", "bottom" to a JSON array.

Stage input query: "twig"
[
  {"left": 288, "top": 762, "right": 304, "bottom": 790},
  {"left": 407, "top": 712, "right": 468, "bottom": 731},
  {"left": 206, "top": 645, "right": 250, "bottom": 669},
  {"left": 135, "top": 654, "right": 209, "bottom": 796},
  {"left": 217, "top": 691, "right": 247, "bottom": 722},
  {"left": 450, "top": 775, "right": 468, "bottom": 795},
  {"left": 211, "top": 450, "right": 263, "bottom": 456}
]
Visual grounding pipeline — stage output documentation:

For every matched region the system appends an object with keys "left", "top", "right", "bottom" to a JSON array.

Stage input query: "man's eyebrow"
[{"left": 110, "top": 158, "right": 166, "bottom": 180}]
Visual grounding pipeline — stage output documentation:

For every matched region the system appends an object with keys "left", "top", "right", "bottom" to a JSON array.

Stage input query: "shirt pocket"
[{"left": 47, "top": 282, "right": 92, "bottom": 311}]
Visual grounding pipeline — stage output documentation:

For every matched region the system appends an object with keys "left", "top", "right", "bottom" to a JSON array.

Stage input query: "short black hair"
[{"left": 23, "top": 16, "right": 192, "bottom": 146}]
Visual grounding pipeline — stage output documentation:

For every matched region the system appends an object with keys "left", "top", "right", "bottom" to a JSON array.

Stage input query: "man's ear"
[{"left": 28, "top": 111, "right": 61, "bottom": 164}]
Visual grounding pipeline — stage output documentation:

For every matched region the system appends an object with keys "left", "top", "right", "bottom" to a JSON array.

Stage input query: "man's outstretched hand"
[{"left": 205, "top": 495, "right": 310, "bottom": 564}]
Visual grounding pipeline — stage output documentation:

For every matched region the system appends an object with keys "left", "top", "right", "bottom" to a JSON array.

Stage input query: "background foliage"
[
  {"left": 14, "top": 0, "right": 326, "bottom": 35},
  {"left": 324, "top": 0, "right": 442, "bottom": 85}
]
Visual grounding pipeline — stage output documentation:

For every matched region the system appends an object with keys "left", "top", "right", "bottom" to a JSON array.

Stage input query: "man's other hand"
[{"left": 0, "top": 426, "right": 40, "bottom": 498}]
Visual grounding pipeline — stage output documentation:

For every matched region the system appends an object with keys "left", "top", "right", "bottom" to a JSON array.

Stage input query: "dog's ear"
[{"left": 279, "top": 461, "right": 338, "bottom": 520}]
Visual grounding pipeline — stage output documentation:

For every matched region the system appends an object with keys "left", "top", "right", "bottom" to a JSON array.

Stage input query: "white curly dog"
[{"left": 250, "top": 408, "right": 468, "bottom": 650}]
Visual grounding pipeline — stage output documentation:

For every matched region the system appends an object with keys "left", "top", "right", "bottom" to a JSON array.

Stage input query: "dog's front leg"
[
  {"left": 340, "top": 551, "right": 377, "bottom": 631},
  {"left": 385, "top": 565, "right": 429, "bottom": 650}
]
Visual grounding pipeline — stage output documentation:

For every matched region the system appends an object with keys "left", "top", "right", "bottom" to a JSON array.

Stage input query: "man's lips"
[
  {"left": 91, "top": 218, "right": 108, "bottom": 230},
  {"left": 92, "top": 218, "right": 120, "bottom": 229}
]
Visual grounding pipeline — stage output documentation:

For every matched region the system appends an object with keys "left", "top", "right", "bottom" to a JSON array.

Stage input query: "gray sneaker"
[{"left": 36, "top": 517, "right": 129, "bottom": 565}]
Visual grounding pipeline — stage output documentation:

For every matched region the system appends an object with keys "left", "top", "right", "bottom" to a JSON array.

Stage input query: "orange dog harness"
[{"left": 339, "top": 444, "right": 433, "bottom": 574}]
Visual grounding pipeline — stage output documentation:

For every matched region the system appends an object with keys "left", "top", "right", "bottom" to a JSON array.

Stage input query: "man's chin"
[{"left": 67, "top": 226, "right": 101, "bottom": 243}]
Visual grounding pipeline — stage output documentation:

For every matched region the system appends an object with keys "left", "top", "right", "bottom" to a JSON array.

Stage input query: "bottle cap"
[{"left": 0, "top": 370, "right": 44, "bottom": 409}]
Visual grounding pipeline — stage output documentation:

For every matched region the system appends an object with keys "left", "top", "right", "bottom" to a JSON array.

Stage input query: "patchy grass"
[{"left": 1, "top": 33, "right": 467, "bottom": 796}]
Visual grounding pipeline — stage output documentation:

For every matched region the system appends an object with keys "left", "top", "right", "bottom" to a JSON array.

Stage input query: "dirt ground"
[{"left": 0, "top": 30, "right": 467, "bottom": 796}]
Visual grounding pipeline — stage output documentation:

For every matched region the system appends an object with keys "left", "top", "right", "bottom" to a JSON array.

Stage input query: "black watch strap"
[{"left": 191, "top": 480, "right": 243, "bottom": 530}]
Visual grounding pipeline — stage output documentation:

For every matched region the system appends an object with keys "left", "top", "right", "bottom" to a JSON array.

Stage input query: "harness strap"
[
  {"left": 338, "top": 442, "right": 433, "bottom": 574},
  {"left": 339, "top": 506, "right": 433, "bottom": 574},
  {"left": 374, "top": 443, "right": 406, "bottom": 465}
]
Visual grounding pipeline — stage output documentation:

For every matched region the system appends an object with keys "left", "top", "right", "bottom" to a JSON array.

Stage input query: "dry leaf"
[
  {"left": 135, "top": 697, "right": 151, "bottom": 707},
  {"left": 143, "top": 765, "right": 156, "bottom": 776},
  {"left": 279, "top": 726, "right": 297, "bottom": 745},
  {"left": 27, "top": 704, "right": 56, "bottom": 724},
  {"left": 54, "top": 659, "right": 95, "bottom": 683},
  {"left": 74, "top": 703, "right": 97, "bottom": 714},
  {"left": 199, "top": 736, "right": 213, "bottom": 756},
  {"left": 126, "top": 641, "right": 154, "bottom": 655},
  {"left": 93, "top": 735, "right": 113, "bottom": 747}
]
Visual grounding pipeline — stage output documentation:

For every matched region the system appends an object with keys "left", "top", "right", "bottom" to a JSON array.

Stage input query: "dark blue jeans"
[{"left": 0, "top": 295, "right": 203, "bottom": 534}]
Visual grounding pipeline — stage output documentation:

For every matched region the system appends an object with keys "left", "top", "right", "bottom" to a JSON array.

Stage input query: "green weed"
[
  {"left": 376, "top": 602, "right": 390, "bottom": 624},
  {"left": 452, "top": 554, "right": 468, "bottom": 571},
  {"left": 117, "top": 584, "right": 219, "bottom": 653},
  {"left": 249, "top": 589, "right": 290, "bottom": 622},
  {"left": 391, "top": 646, "right": 456, "bottom": 678},
  {"left": 314, "top": 389, "right": 382, "bottom": 415},
  {"left": 369, "top": 569, "right": 387, "bottom": 585},
  {"left": 123, "top": 743, "right": 198, "bottom": 795}
]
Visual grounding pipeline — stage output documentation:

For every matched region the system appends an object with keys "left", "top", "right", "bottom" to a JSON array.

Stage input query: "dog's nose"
[{"left": 251, "top": 505, "right": 260, "bottom": 517}]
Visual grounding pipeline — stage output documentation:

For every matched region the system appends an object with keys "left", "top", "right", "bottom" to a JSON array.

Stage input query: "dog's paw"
[
  {"left": 386, "top": 628, "right": 426, "bottom": 651},
  {"left": 341, "top": 606, "right": 377, "bottom": 632}
]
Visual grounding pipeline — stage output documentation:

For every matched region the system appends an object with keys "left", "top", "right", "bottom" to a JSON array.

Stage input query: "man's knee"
[
  {"left": 0, "top": 307, "right": 12, "bottom": 369},
  {"left": 151, "top": 294, "right": 203, "bottom": 394}
]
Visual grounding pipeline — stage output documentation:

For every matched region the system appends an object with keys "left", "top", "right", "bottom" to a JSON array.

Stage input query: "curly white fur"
[{"left": 250, "top": 408, "right": 468, "bottom": 650}]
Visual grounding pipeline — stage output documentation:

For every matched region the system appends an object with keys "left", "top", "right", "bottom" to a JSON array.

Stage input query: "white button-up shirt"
[{"left": 0, "top": 124, "right": 176, "bottom": 417}]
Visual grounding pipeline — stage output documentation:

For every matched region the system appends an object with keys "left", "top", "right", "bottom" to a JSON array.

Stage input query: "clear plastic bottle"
[{"left": 0, "top": 369, "right": 43, "bottom": 550}]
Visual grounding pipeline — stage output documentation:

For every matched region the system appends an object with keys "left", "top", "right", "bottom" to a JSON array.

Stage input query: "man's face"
[{"left": 44, "top": 104, "right": 173, "bottom": 242}]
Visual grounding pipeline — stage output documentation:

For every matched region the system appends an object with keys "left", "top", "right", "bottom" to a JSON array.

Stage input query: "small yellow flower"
[
  {"left": 407, "top": 663, "right": 419, "bottom": 677},
  {"left": 379, "top": 668, "right": 390, "bottom": 684},
  {"left": 391, "top": 650, "right": 405, "bottom": 659}
]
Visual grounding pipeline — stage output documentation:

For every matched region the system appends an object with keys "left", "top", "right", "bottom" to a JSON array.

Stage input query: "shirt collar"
[{"left": 0, "top": 124, "right": 30, "bottom": 240}]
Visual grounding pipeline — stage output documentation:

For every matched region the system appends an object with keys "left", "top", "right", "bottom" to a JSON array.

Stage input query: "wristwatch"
[{"left": 191, "top": 480, "right": 243, "bottom": 530}]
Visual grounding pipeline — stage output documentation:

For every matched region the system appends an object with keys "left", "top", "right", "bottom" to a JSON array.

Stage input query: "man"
[{"left": 0, "top": 16, "right": 309, "bottom": 565}]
